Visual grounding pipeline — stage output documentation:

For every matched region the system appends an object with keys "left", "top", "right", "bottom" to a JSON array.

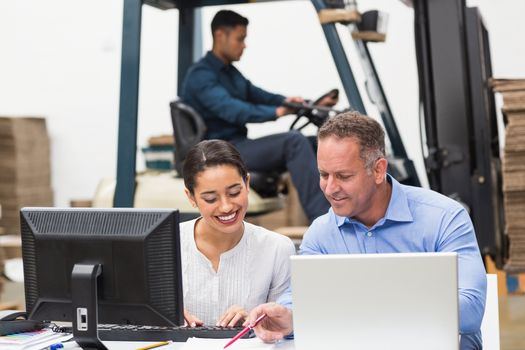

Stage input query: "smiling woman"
[{"left": 179, "top": 139, "right": 296, "bottom": 328}]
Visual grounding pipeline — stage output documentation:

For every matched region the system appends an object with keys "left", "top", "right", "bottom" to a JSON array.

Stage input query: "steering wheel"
[{"left": 288, "top": 89, "right": 341, "bottom": 131}]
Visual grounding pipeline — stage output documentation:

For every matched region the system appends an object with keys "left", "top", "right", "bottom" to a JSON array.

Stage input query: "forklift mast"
[
  {"left": 114, "top": 0, "right": 506, "bottom": 265},
  {"left": 413, "top": 0, "right": 506, "bottom": 266}
]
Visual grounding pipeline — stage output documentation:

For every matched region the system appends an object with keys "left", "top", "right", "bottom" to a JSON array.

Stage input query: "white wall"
[{"left": 1, "top": 0, "right": 524, "bottom": 207}]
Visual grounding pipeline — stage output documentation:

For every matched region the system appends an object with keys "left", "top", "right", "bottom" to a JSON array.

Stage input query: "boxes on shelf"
[
  {"left": 142, "top": 134, "right": 175, "bottom": 171},
  {"left": 142, "top": 145, "right": 174, "bottom": 171},
  {"left": 0, "top": 117, "right": 54, "bottom": 234}
]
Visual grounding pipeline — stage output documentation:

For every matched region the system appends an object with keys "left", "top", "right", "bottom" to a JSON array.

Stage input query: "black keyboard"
[{"left": 97, "top": 324, "right": 254, "bottom": 342}]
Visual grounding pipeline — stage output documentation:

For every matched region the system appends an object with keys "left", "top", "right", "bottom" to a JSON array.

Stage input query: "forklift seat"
[
  {"left": 91, "top": 101, "right": 285, "bottom": 218},
  {"left": 169, "top": 100, "right": 282, "bottom": 198}
]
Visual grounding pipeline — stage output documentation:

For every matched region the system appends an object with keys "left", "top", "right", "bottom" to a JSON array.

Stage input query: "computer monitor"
[{"left": 20, "top": 207, "right": 183, "bottom": 349}]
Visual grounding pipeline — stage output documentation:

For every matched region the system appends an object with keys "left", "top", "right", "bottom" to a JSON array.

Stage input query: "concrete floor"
[
  {"left": 500, "top": 295, "right": 525, "bottom": 350},
  {"left": 2, "top": 280, "right": 525, "bottom": 349}
]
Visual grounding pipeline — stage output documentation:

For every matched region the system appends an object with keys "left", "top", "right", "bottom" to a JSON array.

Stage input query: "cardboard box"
[{"left": 0, "top": 117, "right": 54, "bottom": 234}]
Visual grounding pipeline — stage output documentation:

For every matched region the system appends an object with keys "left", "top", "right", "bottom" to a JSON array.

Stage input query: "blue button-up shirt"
[
  {"left": 180, "top": 51, "right": 286, "bottom": 141},
  {"left": 278, "top": 175, "right": 486, "bottom": 347}
]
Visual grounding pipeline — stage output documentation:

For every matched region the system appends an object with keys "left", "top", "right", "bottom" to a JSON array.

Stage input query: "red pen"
[{"left": 223, "top": 313, "right": 267, "bottom": 349}]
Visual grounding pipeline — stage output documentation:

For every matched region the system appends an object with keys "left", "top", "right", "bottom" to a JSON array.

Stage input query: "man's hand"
[
  {"left": 217, "top": 305, "right": 248, "bottom": 327},
  {"left": 247, "top": 302, "right": 293, "bottom": 343},
  {"left": 276, "top": 96, "right": 305, "bottom": 117},
  {"left": 183, "top": 309, "right": 204, "bottom": 328}
]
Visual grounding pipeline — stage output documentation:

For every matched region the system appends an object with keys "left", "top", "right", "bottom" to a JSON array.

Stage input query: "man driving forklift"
[{"left": 180, "top": 9, "right": 337, "bottom": 222}]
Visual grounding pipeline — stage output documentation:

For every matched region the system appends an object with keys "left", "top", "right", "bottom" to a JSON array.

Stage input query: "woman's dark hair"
[
  {"left": 211, "top": 10, "right": 249, "bottom": 35},
  {"left": 183, "top": 139, "right": 248, "bottom": 194}
]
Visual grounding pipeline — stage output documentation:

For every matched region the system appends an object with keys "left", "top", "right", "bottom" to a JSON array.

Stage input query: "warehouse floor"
[{"left": 500, "top": 294, "right": 525, "bottom": 349}]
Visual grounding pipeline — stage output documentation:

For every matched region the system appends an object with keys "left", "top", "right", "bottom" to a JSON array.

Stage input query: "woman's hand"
[
  {"left": 216, "top": 305, "right": 248, "bottom": 327},
  {"left": 183, "top": 309, "right": 204, "bottom": 328}
]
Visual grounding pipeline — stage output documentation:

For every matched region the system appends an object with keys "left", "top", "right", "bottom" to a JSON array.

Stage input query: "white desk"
[
  {"left": 102, "top": 341, "right": 184, "bottom": 350},
  {"left": 102, "top": 339, "right": 295, "bottom": 350}
]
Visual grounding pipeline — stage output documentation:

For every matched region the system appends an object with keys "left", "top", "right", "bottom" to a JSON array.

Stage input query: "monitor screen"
[{"left": 20, "top": 207, "right": 184, "bottom": 328}]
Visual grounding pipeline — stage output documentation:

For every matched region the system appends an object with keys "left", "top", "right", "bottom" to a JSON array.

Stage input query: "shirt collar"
[
  {"left": 333, "top": 174, "right": 413, "bottom": 228},
  {"left": 383, "top": 174, "right": 414, "bottom": 223},
  {"left": 205, "top": 51, "right": 230, "bottom": 72},
  {"left": 334, "top": 210, "right": 347, "bottom": 227}
]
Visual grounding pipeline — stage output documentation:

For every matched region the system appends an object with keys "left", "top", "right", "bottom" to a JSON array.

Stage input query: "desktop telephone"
[{"left": 0, "top": 311, "right": 46, "bottom": 336}]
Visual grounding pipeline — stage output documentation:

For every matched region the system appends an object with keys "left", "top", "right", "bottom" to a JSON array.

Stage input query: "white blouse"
[{"left": 179, "top": 219, "right": 296, "bottom": 326}]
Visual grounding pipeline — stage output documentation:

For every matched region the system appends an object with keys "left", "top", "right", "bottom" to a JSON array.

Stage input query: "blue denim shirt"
[
  {"left": 180, "top": 51, "right": 286, "bottom": 141},
  {"left": 278, "top": 175, "right": 486, "bottom": 348}
]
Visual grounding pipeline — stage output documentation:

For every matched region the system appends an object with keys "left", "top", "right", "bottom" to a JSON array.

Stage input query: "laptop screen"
[{"left": 291, "top": 252, "right": 459, "bottom": 350}]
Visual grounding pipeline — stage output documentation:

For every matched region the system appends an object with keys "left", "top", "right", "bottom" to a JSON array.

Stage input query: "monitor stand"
[{"left": 71, "top": 264, "right": 108, "bottom": 350}]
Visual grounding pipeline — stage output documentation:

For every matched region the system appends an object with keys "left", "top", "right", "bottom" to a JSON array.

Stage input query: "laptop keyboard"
[{"left": 97, "top": 323, "right": 254, "bottom": 342}]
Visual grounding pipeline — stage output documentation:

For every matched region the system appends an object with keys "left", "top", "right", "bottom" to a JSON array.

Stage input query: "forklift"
[{"left": 110, "top": 0, "right": 506, "bottom": 267}]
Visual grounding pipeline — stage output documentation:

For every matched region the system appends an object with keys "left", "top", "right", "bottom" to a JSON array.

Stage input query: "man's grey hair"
[{"left": 318, "top": 111, "right": 386, "bottom": 171}]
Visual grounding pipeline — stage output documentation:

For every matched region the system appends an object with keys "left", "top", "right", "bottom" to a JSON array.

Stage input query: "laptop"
[{"left": 290, "top": 252, "right": 459, "bottom": 350}]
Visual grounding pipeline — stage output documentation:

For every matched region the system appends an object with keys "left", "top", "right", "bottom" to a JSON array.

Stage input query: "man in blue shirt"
[
  {"left": 180, "top": 10, "right": 335, "bottom": 222},
  {"left": 248, "top": 112, "right": 487, "bottom": 349}
]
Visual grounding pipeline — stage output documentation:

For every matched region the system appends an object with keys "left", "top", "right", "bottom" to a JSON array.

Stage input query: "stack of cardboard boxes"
[
  {"left": 0, "top": 203, "right": 3, "bottom": 235},
  {"left": 0, "top": 117, "right": 53, "bottom": 235},
  {"left": 492, "top": 79, "right": 525, "bottom": 273},
  {"left": 0, "top": 204, "right": 3, "bottom": 297}
]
